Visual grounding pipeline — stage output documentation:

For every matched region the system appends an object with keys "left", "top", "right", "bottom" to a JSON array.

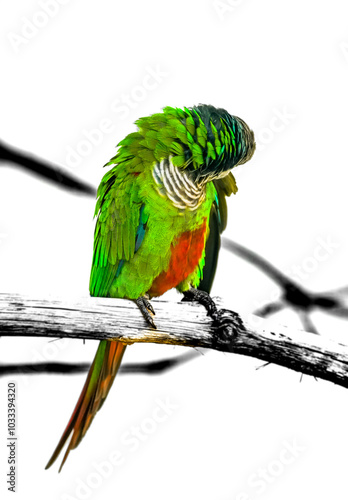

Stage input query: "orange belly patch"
[{"left": 149, "top": 219, "right": 207, "bottom": 297}]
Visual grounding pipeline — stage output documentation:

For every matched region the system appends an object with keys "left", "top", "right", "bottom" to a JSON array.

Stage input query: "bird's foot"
[
  {"left": 182, "top": 288, "right": 218, "bottom": 318},
  {"left": 183, "top": 288, "right": 245, "bottom": 343},
  {"left": 135, "top": 296, "right": 157, "bottom": 329}
]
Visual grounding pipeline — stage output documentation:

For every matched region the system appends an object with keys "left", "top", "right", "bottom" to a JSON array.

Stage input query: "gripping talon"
[
  {"left": 183, "top": 288, "right": 245, "bottom": 340},
  {"left": 135, "top": 297, "right": 157, "bottom": 329},
  {"left": 183, "top": 287, "right": 218, "bottom": 318},
  {"left": 146, "top": 301, "right": 155, "bottom": 315}
]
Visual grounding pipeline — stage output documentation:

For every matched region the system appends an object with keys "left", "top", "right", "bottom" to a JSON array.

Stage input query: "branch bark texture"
[{"left": 1, "top": 293, "right": 348, "bottom": 389}]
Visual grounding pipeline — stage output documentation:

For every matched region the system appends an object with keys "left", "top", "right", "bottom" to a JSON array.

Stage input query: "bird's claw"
[
  {"left": 183, "top": 288, "right": 244, "bottom": 344},
  {"left": 135, "top": 296, "right": 157, "bottom": 329},
  {"left": 183, "top": 288, "right": 218, "bottom": 317}
]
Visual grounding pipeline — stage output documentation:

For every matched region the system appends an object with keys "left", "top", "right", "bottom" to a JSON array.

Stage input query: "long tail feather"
[{"left": 45, "top": 340, "right": 127, "bottom": 472}]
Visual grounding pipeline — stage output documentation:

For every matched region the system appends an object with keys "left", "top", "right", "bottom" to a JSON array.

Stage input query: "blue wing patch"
[
  {"left": 135, "top": 204, "right": 148, "bottom": 252},
  {"left": 115, "top": 204, "right": 148, "bottom": 278},
  {"left": 214, "top": 191, "right": 221, "bottom": 227}
]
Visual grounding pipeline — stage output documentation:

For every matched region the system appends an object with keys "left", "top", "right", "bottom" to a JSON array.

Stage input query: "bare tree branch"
[{"left": 1, "top": 293, "right": 348, "bottom": 389}]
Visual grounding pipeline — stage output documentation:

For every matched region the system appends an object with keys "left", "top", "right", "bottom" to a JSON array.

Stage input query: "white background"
[{"left": 1, "top": 0, "right": 348, "bottom": 498}]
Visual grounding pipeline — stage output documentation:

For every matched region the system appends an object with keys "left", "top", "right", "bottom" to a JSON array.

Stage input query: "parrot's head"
[{"left": 183, "top": 104, "right": 256, "bottom": 184}]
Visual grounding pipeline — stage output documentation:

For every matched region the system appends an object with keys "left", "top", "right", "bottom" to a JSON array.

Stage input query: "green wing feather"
[{"left": 89, "top": 170, "right": 143, "bottom": 298}]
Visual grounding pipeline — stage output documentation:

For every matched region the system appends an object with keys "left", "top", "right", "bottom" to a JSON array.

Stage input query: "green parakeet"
[{"left": 46, "top": 104, "right": 255, "bottom": 471}]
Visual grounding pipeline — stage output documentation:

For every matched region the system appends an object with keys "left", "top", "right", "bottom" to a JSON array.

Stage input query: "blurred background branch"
[
  {"left": 0, "top": 140, "right": 96, "bottom": 196},
  {"left": 0, "top": 351, "right": 197, "bottom": 377}
]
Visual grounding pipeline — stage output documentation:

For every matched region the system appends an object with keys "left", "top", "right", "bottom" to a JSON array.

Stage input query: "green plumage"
[{"left": 90, "top": 104, "right": 255, "bottom": 299}]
